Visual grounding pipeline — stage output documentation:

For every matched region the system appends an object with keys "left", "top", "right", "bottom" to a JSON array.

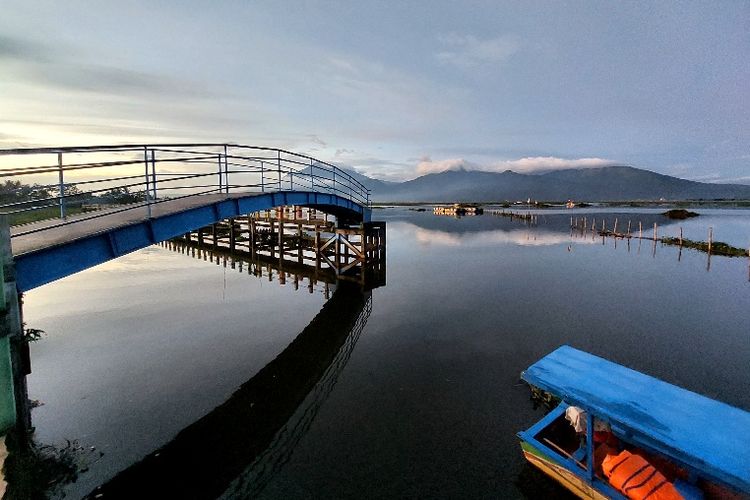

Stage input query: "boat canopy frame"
[{"left": 517, "top": 400, "right": 625, "bottom": 499}]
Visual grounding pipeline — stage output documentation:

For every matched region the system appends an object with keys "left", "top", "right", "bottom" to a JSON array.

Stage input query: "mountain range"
[{"left": 340, "top": 166, "right": 750, "bottom": 202}]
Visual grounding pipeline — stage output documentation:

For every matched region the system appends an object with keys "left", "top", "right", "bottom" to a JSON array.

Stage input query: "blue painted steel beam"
[{"left": 15, "top": 191, "right": 369, "bottom": 292}]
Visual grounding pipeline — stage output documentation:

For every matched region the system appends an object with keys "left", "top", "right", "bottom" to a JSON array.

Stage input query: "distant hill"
[{"left": 346, "top": 166, "right": 750, "bottom": 202}]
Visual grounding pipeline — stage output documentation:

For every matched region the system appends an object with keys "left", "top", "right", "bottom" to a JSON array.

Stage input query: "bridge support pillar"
[{"left": 0, "top": 217, "right": 31, "bottom": 438}]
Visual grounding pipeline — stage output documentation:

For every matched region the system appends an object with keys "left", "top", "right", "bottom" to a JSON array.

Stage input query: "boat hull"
[{"left": 520, "top": 440, "right": 609, "bottom": 500}]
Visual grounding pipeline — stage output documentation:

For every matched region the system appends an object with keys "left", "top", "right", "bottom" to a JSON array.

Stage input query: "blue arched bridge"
[{"left": 0, "top": 144, "right": 372, "bottom": 292}]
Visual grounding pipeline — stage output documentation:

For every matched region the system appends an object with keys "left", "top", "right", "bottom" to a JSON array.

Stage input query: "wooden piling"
[
  {"left": 229, "top": 218, "right": 236, "bottom": 252},
  {"left": 708, "top": 227, "right": 713, "bottom": 254},
  {"left": 268, "top": 220, "right": 276, "bottom": 258},
  {"left": 297, "top": 223, "right": 303, "bottom": 265},
  {"left": 315, "top": 228, "right": 321, "bottom": 270},
  {"left": 249, "top": 217, "right": 256, "bottom": 258}
]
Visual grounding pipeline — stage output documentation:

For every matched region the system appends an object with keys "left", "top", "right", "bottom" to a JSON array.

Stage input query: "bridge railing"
[{"left": 0, "top": 144, "right": 371, "bottom": 236}]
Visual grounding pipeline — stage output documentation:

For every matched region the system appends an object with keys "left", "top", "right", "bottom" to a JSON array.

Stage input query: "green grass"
[{"left": 3, "top": 206, "right": 83, "bottom": 226}]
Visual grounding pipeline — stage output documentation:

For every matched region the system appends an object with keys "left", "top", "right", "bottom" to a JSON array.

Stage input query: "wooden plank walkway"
[{"left": 10, "top": 193, "right": 245, "bottom": 256}]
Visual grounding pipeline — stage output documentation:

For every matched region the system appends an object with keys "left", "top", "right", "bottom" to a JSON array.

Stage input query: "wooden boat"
[{"left": 517, "top": 346, "right": 750, "bottom": 499}]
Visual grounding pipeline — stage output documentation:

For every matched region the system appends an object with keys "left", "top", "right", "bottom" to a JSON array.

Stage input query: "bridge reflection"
[{"left": 84, "top": 281, "right": 375, "bottom": 498}]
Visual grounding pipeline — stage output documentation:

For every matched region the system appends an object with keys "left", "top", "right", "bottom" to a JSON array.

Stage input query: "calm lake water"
[{"left": 19, "top": 207, "right": 750, "bottom": 499}]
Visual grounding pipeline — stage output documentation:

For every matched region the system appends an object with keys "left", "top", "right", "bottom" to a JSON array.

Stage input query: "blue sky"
[{"left": 1, "top": 1, "right": 747, "bottom": 182}]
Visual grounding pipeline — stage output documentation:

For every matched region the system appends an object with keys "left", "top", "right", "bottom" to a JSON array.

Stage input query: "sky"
[{"left": 0, "top": 1, "right": 748, "bottom": 183}]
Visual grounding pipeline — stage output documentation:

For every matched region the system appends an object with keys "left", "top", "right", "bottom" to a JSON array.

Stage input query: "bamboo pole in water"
[
  {"left": 708, "top": 227, "right": 713, "bottom": 254},
  {"left": 627, "top": 220, "right": 631, "bottom": 237}
]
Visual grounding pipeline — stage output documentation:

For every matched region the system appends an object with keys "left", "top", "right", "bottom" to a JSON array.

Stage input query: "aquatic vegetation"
[
  {"left": 2, "top": 432, "right": 99, "bottom": 500},
  {"left": 661, "top": 237, "right": 748, "bottom": 257},
  {"left": 663, "top": 209, "right": 699, "bottom": 219},
  {"left": 22, "top": 324, "right": 45, "bottom": 343}
]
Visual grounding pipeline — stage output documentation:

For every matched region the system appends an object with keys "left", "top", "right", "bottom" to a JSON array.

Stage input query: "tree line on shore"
[{"left": 0, "top": 180, "right": 146, "bottom": 208}]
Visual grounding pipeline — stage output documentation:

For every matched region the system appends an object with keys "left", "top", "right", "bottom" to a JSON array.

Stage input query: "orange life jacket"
[{"left": 602, "top": 450, "right": 684, "bottom": 500}]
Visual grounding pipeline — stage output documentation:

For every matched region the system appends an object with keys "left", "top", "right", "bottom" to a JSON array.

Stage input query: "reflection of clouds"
[{"left": 404, "top": 223, "right": 595, "bottom": 247}]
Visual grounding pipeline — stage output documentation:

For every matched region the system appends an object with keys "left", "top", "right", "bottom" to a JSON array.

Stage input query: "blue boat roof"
[{"left": 522, "top": 345, "right": 750, "bottom": 493}]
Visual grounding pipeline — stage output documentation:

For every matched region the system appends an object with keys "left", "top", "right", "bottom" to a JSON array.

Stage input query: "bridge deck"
[{"left": 11, "top": 193, "right": 241, "bottom": 256}]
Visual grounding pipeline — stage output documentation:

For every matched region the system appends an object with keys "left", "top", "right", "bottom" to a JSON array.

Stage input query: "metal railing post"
[
  {"left": 143, "top": 147, "right": 152, "bottom": 218},
  {"left": 332, "top": 166, "right": 336, "bottom": 195},
  {"left": 57, "top": 152, "right": 66, "bottom": 219},
  {"left": 260, "top": 161, "right": 265, "bottom": 193},
  {"left": 150, "top": 149, "right": 157, "bottom": 201},
  {"left": 224, "top": 145, "right": 229, "bottom": 195},
  {"left": 277, "top": 150, "right": 282, "bottom": 191},
  {"left": 290, "top": 172, "right": 294, "bottom": 190},
  {"left": 217, "top": 154, "right": 223, "bottom": 193}
]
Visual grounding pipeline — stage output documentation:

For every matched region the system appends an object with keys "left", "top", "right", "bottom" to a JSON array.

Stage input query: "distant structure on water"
[{"left": 433, "top": 203, "right": 484, "bottom": 217}]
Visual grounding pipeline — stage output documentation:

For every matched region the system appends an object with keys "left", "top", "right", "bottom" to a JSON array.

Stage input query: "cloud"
[
  {"left": 435, "top": 34, "right": 519, "bottom": 68},
  {"left": 416, "top": 156, "right": 478, "bottom": 175},
  {"left": 718, "top": 176, "right": 750, "bottom": 185},
  {"left": 491, "top": 156, "right": 618, "bottom": 173},
  {"left": 0, "top": 34, "right": 52, "bottom": 62},
  {"left": 415, "top": 156, "right": 617, "bottom": 176},
  {"left": 307, "top": 134, "right": 327, "bottom": 147},
  {"left": 334, "top": 148, "right": 355, "bottom": 157},
  {"left": 406, "top": 225, "right": 596, "bottom": 248},
  {"left": 0, "top": 33, "right": 217, "bottom": 102}
]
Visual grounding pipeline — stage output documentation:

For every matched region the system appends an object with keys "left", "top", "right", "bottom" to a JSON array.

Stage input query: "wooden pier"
[{"left": 166, "top": 206, "right": 386, "bottom": 291}]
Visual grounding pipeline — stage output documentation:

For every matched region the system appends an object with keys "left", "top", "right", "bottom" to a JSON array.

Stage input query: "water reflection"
[
  {"left": 85, "top": 282, "right": 373, "bottom": 499},
  {"left": 384, "top": 206, "right": 750, "bottom": 249},
  {"left": 384, "top": 208, "right": 749, "bottom": 279},
  {"left": 412, "top": 225, "right": 596, "bottom": 247}
]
